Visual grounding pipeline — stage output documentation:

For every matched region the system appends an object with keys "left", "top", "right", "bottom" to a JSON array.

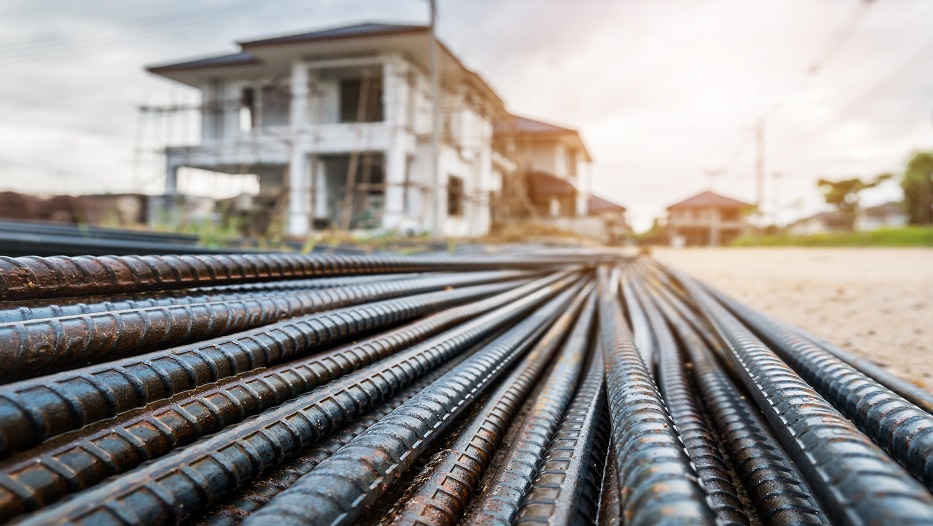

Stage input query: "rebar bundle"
[{"left": 0, "top": 249, "right": 930, "bottom": 525}]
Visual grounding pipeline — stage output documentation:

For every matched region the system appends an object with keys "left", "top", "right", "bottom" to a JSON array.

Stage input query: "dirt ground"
[{"left": 651, "top": 247, "right": 933, "bottom": 388}]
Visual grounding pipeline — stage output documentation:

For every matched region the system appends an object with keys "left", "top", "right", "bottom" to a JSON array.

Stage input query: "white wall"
[{"left": 175, "top": 51, "right": 500, "bottom": 237}]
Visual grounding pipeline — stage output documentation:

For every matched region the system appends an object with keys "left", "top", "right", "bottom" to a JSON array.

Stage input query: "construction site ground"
[{"left": 653, "top": 247, "right": 933, "bottom": 388}]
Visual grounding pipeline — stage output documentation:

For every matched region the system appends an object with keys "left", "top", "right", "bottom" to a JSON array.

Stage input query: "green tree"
[
  {"left": 816, "top": 174, "right": 891, "bottom": 231},
  {"left": 901, "top": 152, "right": 933, "bottom": 225}
]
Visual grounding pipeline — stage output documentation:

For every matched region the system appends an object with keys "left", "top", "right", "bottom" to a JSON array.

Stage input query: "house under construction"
[{"left": 147, "top": 22, "right": 618, "bottom": 238}]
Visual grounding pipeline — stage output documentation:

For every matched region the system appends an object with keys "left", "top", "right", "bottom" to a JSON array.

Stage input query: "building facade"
[
  {"left": 666, "top": 190, "right": 750, "bottom": 246},
  {"left": 492, "top": 115, "right": 592, "bottom": 220},
  {"left": 149, "top": 23, "right": 507, "bottom": 237}
]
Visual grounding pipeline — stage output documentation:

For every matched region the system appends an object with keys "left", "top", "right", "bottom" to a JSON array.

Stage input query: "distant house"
[
  {"left": 493, "top": 115, "right": 592, "bottom": 220},
  {"left": 858, "top": 201, "right": 907, "bottom": 231},
  {"left": 588, "top": 194, "right": 627, "bottom": 244},
  {"left": 788, "top": 211, "right": 849, "bottom": 236},
  {"left": 666, "top": 190, "right": 750, "bottom": 246},
  {"left": 789, "top": 202, "right": 907, "bottom": 236}
]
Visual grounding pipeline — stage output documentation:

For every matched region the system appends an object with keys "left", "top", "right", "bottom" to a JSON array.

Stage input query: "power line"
[{"left": 0, "top": 0, "right": 410, "bottom": 62}]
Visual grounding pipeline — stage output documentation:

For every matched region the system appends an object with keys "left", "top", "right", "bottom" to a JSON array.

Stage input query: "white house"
[
  {"left": 148, "top": 23, "right": 508, "bottom": 237},
  {"left": 857, "top": 202, "right": 907, "bottom": 231}
]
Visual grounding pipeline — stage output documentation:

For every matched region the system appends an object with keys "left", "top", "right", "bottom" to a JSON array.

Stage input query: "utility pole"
[
  {"left": 755, "top": 119, "right": 765, "bottom": 216},
  {"left": 429, "top": 0, "right": 441, "bottom": 238},
  {"left": 772, "top": 171, "right": 783, "bottom": 226}
]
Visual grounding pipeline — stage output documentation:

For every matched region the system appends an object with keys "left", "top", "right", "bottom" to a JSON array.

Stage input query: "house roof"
[
  {"left": 238, "top": 23, "right": 425, "bottom": 48},
  {"left": 791, "top": 210, "right": 848, "bottom": 227},
  {"left": 494, "top": 114, "right": 592, "bottom": 162},
  {"left": 528, "top": 172, "right": 577, "bottom": 197},
  {"left": 864, "top": 201, "right": 904, "bottom": 217},
  {"left": 147, "top": 51, "right": 260, "bottom": 74},
  {"left": 588, "top": 194, "right": 626, "bottom": 214},
  {"left": 494, "top": 115, "right": 577, "bottom": 135},
  {"left": 666, "top": 190, "right": 751, "bottom": 210},
  {"left": 146, "top": 22, "right": 503, "bottom": 108}
]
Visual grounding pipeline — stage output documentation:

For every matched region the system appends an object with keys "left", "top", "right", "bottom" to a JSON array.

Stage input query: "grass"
[{"left": 731, "top": 226, "right": 933, "bottom": 247}]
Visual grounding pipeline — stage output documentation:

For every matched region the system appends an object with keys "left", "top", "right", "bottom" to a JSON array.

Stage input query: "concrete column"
[
  {"left": 314, "top": 158, "right": 327, "bottom": 222},
  {"left": 381, "top": 56, "right": 408, "bottom": 231},
  {"left": 710, "top": 209, "right": 721, "bottom": 246},
  {"left": 287, "top": 62, "right": 311, "bottom": 236},
  {"left": 164, "top": 162, "right": 180, "bottom": 195}
]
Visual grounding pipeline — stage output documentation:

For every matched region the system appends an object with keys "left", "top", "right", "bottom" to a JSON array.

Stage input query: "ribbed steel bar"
[
  {"left": 513, "top": 345, "right": 610, "bottom": 526},
  {"left": 781, "top": 322, "right": 933, "bottom": 415},
  {"left": 0, "top": 281, "right": 537, "bottom": 519},
  {"left": 0, "top": 253, "right": 567, "bottom": 301},
  {"left": 675, "top": 270, "right": 933, "bottom": 525},
  {"left": 0, "top": 274, "right": 422, "bottom": 323},
  {"left": 188, "top": 347, "right": 473, "bottom": 526},
  {"left": 237, "top": 283, "right": 585, "bottom": 526},
  {"left": 789, "top": 323, "right": 933, "bottom": 415},
  {"left": 597, "top": 447, "right": 622, "bottom": 526},
  {"left": 0, "top": 278, "right": 546, "bottom": 457},
  {"left": 596, "top": 265, "right": 715, "bottom": 525},
  {"left": 620, "top": 270, "right": 655, "bottom": 374},
  {"left": 15, "top": 274, "right": 578, "bottom": 525},
  {"left": 648, "top": 282, "right": 828, "bottom": 526},
  {"left": 462, "top": 291, "right": 596, "bottom": 525},
  {"left": 632, "top": 281, "right": 749, "bottom": 526},
  {"left": 0, "top": 270, "right": 526, "bottom": 379},
  {"left": 386, "top": 284, "right": 595, "bottom": 526},
  {"left": 705, "top": 284, "right": 933, "bottom": 491}
]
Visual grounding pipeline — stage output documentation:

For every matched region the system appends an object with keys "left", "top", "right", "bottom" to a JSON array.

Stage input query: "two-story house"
[
  {"left": 148, "top": 23, "right": 507, "bottom": 237},
  {"left": 492, "top": 114, "right": 592, "bottom": 220},
  {"left": 666, "top": 190, "right": 750, "bottom": 246}
]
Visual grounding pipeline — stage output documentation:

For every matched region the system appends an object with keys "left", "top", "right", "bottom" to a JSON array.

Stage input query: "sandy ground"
[{"left": 651, "top": 247, "right": 933, "bottom": 388}]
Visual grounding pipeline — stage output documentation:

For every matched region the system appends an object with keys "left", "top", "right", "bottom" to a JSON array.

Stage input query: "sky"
[{"left": 1, "top": 0, "right": 932, "bottom": 231}]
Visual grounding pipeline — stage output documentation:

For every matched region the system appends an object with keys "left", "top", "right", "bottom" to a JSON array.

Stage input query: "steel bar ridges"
[
  {"left": 189, "top": 348, "right": 472, "bottom": 526},
  {"left": 237, "top": 283, "right": 585, "bottom": 526},
  {"left": 462, "top": 291, "right": 596, "bottom": 525},
  {"left": 0, "top": 281, "right": 534, "bottom": 519},
  {"left": 782, "top": 322, "right": 933, "bottom": 415},
  {"left": 649, "top": 285, "right": 828, "bottom": 526},
  {"left": 15, "top": 274, "right": 577, "bottom": 525},
  {"left": 0, "top": 273, "right": 422, "bottom": 324},
  {"left": 597, "top": 447, "right": 621, "bottom": 526},
  {"left": 0, "top": 253, "right": 564, "bottom": 301},
  {"left": 596, "top": 265, "right": 716, "bottom": 526},
  {"left": 633, "top": 281, "right": 749, "bottom": 526},
  {"left": 386, "top": 285, "right": 594, "bottom": 526},
  {"left": 706, "top": 285, "right": 933, "bottom": 491},
  {"left": 0, "top": 270, "right": 525, "bottom": 379},
  {"left": 675, "top": 270, "right": 933, "bottom": 525},
  {"left": 621, "top": 272, "right": 655, "bottom": 375},
  {"left": 514, "top": 344, "right": 610, "bottom": 526},
  {"left": 0, "top": 279, "right": 530, "bottom": 456}
]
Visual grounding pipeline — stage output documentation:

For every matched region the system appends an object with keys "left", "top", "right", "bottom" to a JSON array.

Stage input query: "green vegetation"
[
  {"left": 817, "top": 174, "right": 891, "bottom": 231},
  {"left": 731, "top": 226, "right": 933, "bottom": 247},
  {"left": 900, "top": 151, "right": 933, "bottom": 225}
]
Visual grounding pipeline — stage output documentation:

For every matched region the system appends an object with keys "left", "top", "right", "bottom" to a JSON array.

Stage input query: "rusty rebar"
[{"left": 15, "top": 274, "right": 578, "bottom": 525}]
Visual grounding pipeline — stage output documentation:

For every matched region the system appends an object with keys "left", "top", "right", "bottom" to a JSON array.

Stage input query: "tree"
[
  {"left": 816, "top": 174, "right": 891, "bottom": 231},
  {"left": 901, "top": 152, "right": 933, "bottom": 225}
]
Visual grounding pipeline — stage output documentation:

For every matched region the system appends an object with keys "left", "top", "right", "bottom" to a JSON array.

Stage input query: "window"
[
  {"left": 260, "top": 85, "right": 289, "bottom": 127},
  {"left": 340, "top": 77, "right": 384, "bottom": 123},
  {"left": 448, "top": 176, "right": 464, "bottom": 217},
  {"left": 239, "top": 87, "right": 254, "bottom": 132}
]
